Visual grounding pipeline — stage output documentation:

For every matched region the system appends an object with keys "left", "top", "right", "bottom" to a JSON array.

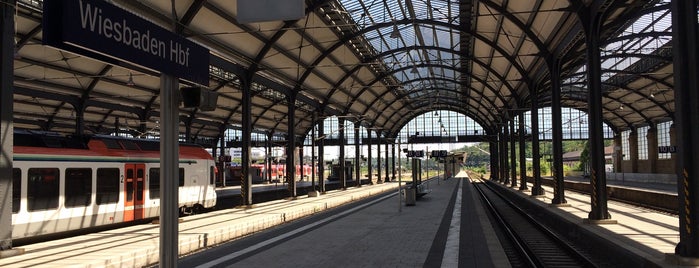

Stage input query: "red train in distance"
[{"left": 221, "top": 163, "right": 315, "bottom": 186}]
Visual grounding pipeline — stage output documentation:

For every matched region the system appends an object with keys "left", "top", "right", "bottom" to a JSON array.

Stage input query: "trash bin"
[{"left": 404, "top": 187, "right": 416, "bottom": 206}]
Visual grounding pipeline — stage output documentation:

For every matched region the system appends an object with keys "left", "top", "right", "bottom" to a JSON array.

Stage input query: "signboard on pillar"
[
  {"left": 659, "top": 146, "right": 677, "bottom": 153},
  {"left": 42, "top": 0, "right": 209, "bottom": 86},
  {"left": 218, "top": 155, "right": 232, "bottom": 163},
  {"left": 406, "top": 150, "right": 424, "bottom": 158},
  {"left": 430, "top": 150, "right": 448, "bottom": 158}
]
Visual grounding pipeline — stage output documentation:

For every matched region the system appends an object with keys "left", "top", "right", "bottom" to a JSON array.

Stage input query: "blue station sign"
[
  {"left": 659, "top": 146, "right": 677, "bottom": 154},
  {"left": 406, "top": 150, "right": 424, "bottom": 158},
  {"left": 43, "top": 0, "right": 209, "bottom": 86}
]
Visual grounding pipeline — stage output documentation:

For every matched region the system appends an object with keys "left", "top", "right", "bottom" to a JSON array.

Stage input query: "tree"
[
  {"left": 563, "top": 140, "right": 587, "bottom": 153},
  {"left": 455, "top": 142, "right": 490, "bottom": 167},
  {"left": 579, "top": 140, "right": 590, "bottom": 175}
]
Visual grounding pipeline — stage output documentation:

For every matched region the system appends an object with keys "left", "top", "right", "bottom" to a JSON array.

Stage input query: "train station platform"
[
  {"left": 496, "top": 180, "right": 686, "bottom": 267},
  {"left": 0, "top": 183, "right": 395, "bottom": 267},
  {"left": 0, "top": 174, "right": 512, "bottom": 267},
  {"left": 2, "top": 172, "right": 686, "bottom": 267},
  {"left": 185, "top": 174, "right": 686, "bottom": 267},
  {"left": 179, "top": 172, "right": 510, "bottom": 267}
]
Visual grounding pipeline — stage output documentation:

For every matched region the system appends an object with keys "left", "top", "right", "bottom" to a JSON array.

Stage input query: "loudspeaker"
[{"left": 181, "top": 87, "right": 218, "bottom": 111}]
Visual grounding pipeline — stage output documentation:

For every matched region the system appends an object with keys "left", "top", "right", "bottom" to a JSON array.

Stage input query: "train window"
[
  {"left": 12, "top": 168, "right": 20, "bottom": 213},
  {"left": 27, "top": 168, "right": 60, "bottom": 211},
  {"left": 126, "top": 168, "right": 134, "bottom": 202},
  {"left": 136, "top": 180, "right": 144, "bottom": 201},
  {"left": 136, "top": 168, "right": 144, "bottom": 201},
  {"left": 149, "top": 167, "right": 185, "bottom": 199},
  {"left": 210, "top": 166, "right": 215, "bottom": 185},
  {"left": 65, "top": 168, "right": 92, "bottom": 207},
  {"left": 126, "top": 180, "right": 134, "bottom": 202},
  {"left": 149, "top": 168, "right": 160, "bottom": 199},
  {"left": 96, "top": 168, "right": 120, "bottom": 204}
]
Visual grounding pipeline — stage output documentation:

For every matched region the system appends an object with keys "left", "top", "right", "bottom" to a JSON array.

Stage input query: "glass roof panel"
[
  {"left": 567, "top": 1, "right": 672, "bottom": 88},
  {"left": 601, "top": 4, "right": 672, "bottom": 79},
  {"left": 338, "top": 0, "right": 461, "bottom": 94}
]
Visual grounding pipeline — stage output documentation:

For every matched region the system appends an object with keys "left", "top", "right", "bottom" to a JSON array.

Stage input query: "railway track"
[{"left": 473, "top": 179, "right": 605, "bottom": 267}]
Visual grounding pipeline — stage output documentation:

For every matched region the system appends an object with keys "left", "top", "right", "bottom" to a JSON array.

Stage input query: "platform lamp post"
[
  {"left": 410, "top": 132, "right": 419, "bottom": 176},
  {"left": 309, "top": 112, "right": 319, "bottom": 197},
  {"left": 398, "top": 137, "right": 402, "bottom": 212},
  {"left": 364, "top": 126, "right": 382, "bottom": 183},
  {"left": 436, "top": 153, "right": 440, "bottom": 185},
  {"left": 426, "top": 146, "right": 430, "bottom": 180}
]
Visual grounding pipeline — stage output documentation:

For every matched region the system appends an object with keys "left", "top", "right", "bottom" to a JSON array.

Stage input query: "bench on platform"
[{"left": 404, "top": 181, "right": 431, "bottom": 199}]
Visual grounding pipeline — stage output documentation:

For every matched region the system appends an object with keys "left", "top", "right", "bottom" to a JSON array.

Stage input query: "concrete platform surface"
[
  {"left": 0, "top": 183, "right": 396, "bottom": 268},
  {"left": 179, "top": 177, "right": 509, "bottom": 268}
]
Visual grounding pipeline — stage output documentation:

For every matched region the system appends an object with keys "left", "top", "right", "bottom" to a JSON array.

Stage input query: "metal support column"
[
  {"left": 241, "top": 77, "right": 252, "bottom": 206},
  {"left": 629, "top": 129, "right": 639, "bottom": 173},
  {"left": 318, "top": 118, "right": 326, "bottom": 193},
  {"left": 114, "top": 117, "right": 121, "bottom": 136},
  {"left": 311, "top": 113, "right": 317, "bottom": 190},
  {"left": 500, "top": 126, "right": 510, "bottom": 184},
  {"left": 183, "top": 116, "right": 192, "bottom": 142},
  {"left": 647, "top": 125, "right": 658, "bottom": 173},
  {"left": 497, "top": 130, "right": 505, "bottom": 182},
  {"left": 299, "top": 146, "right": 304, "bottom": 181},
  {"left": 287, "top": 93, "right": 297, "bottom": 197},
  {"left": 490, "top": 136, "right": 499, "bottom": 180},
  {"left": 673, "top": 0, "right": 699, "bottom": 257},
  {"left": 367, "top": 128, "right": 373, "bottom": 184},
  {"left": 160, "top": 74, "right": 179, "bottom": 268},
  {"left": 518, "top": 113, "right": 527, "bottom": 190},
  {"left": 377, "top": 131, "right": 382, "bottom": 183},
  {"left": 550, "top": 58, "right": 567, "bottom": 205},
  {"left": 354, "top": 121, "right": 361, "bottom": 187},
  {"left": 509, "top": 118, "right": 517, "bottom": 187},
  {"left": 582, "top": 6, "right": 610, "bottom": 221},
  {"left": 74, "top": 104, "right": 85, "bottom": 136},
  {"left": 267, "top": 133, "right": 273, "bottom": 184},
  {"left": 218, "top": 129, "right": 225, "bottom": 186},
  {"left": 385, "top": 142, "right": 390, "bottom": 182},
  {"left": 339, "top": 118, "right": 346, "bottom": 189},
  {"left": 531, "top": 90, "right": 544, "bottom": 196},
  {"left": 0, "top": 0, "right": 15, "bottom": 251},
  {"left": 391, "top": 141, "right": 397, "bottom": 181}
]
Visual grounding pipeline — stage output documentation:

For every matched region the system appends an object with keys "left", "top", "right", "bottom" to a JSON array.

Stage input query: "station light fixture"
[
  {"left": 126, "top": 72, "right": 135, "bottom": 86},
  {"left": 389, "top": 22, "right": 401, "bottom": 38}
]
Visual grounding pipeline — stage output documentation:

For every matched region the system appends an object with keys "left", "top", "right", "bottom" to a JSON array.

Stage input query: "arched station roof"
[{"left": 11, "top": 0, "right": 674, "bottom": 143}]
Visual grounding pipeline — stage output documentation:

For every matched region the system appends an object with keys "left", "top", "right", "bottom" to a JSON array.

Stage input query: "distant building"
[{"left": 561, "top": 146, "right": 614, "bottom": 168}]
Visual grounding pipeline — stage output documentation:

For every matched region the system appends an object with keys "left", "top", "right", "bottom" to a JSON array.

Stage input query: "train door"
[{"left": 124, "top": 164, "right": 146, "bottom": 221}]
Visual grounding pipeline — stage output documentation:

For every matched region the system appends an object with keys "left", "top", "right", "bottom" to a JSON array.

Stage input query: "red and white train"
[
  {"left": 10, "top": 130, "right": 217, "bottom": 240},
  {"left": 265, "top": 163, "right": 314, "bottom": 181}
]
